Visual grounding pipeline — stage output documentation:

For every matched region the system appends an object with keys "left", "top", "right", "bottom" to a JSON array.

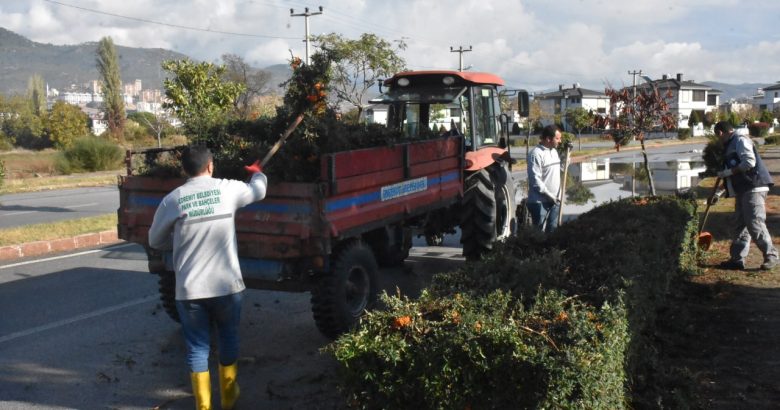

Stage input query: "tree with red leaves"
[{"left": 594, "top": 85, "right": 676, "bottom": 196}]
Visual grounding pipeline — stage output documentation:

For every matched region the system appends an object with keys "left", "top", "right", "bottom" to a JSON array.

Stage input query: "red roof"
[{"left": 386, "top": 70, "right": 505, "bottom": 86}]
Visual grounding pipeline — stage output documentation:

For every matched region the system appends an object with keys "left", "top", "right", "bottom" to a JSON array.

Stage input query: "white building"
[
  {"left": 569, "top": 158, "right": 611, "bottom": 182},
  {"left": 650, "top": 158, "right": 706, "bottom": 192},
  {"left": 757, "top": 82, "right": 780, "bottom": 112},
  {"left": 533, "top": 84, "right": 609, "bottom": 132},
  {"left": 636, "top": 73, "right": 721, "bottom": 134},
  {"left": 362, "top": 105, "right": 389, "bottom": 124},
  {"left": 92, "top": 119, "right": 108, "bottom": 136}
]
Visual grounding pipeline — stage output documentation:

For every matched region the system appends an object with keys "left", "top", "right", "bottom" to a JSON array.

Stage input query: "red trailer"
[{"left": 118, "top": 70, "right": 529, "bottom": 337}]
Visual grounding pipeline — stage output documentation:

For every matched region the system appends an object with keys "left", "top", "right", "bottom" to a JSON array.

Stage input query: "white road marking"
[
  {"left": 64, "top": 202, "right": 99, "bottom": 209},
  {"left": 2, "top": 210, "right": 35, "bottom": 216},
  {"left": 0, "top": 242, "right": 137, "bottom": 270},
  {"left": 0, "top": 295, "right": 157, "bottom": 344},
  {"left": 2, "top": 202, "right": 100, "bottom": 216}
]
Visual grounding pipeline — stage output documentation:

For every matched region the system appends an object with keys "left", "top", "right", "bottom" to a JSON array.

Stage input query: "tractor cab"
[{"left": 371, "top": 71, "right": 507, "bottom": 152}]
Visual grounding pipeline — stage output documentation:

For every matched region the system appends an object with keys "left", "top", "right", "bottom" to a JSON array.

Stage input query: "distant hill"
[
  {"left": 0, "top": 27, "right": 189, "bottom": 95},
  {"left": 0, "top": 27, "right": 290, "bottom": 96},
  {"left": 701, "top": 81, "right": 768, "bottom": 102}
]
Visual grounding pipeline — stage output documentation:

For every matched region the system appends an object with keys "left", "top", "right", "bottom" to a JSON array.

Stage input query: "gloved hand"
[
  {"left": 546, "top": 193, "right": 561, "bottom": 205},
  {"left": 717, "top": 168, "right": 733, "bottom": 178},
  {"left": 244, "top": 160, "right": 262, "bottom": 175},
  {"left": 708, "top": 189, "right": 725, "bottom": 205}
]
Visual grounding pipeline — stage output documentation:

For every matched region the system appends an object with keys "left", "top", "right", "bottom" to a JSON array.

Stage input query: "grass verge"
[
  {"left": 0, "top": 213, "right": 117, "bottom": 246},
  {"left": 0, "top": 172, "right": 120, "bottom": 195}
]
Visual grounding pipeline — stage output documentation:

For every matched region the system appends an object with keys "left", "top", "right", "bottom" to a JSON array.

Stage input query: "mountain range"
[
  {"left": 0, "top": 27, "right": 772, "bottom": 103},
  {"left": 0, "top": 27, "right": 290, "bottom": 96}
]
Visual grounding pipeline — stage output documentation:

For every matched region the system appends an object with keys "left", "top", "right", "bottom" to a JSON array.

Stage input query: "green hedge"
[
  {"left": 329, "top": 196, "right": 700, "bottom": 409},
  {"left": 331, "top": 289, "right": 628, "bottom": 410}
]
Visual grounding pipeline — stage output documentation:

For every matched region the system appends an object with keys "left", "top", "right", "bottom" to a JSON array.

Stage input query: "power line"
[{"left": 43, "top": 0, "right": 299, "bottom": 40}]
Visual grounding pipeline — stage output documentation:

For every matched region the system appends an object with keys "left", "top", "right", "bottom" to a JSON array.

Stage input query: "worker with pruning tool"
[{"left": 711, "top": 120, "right": 778, "bottom": 271}]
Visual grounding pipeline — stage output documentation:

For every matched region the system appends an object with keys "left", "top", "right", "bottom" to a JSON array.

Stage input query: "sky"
[{"left": 2, "top": 0, "right": 780, "bottom": 94}]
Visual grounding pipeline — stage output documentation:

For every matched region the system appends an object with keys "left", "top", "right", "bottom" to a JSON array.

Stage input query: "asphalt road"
[
  {"left": 0, "top": 141, "right": 706, "bottom": 231},
  {"left": 0, "top": 186, "right": 119, "bottom": 229},
  {"left": 0, "top": 235, "right": 464, "bottom": 409}
]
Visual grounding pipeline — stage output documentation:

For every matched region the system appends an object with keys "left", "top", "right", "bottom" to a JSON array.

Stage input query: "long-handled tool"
[
  {"left": 697, "top": 177, "right": 722, "bottom": 250},
  {"left": 557, "top": 142, "right": 573, "bottom": 226},
  {"left": 260, "top": 113, "right": 305, "bottom": 167}
]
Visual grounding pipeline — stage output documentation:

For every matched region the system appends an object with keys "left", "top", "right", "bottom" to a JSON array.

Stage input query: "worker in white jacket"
[{"left": 149, "top": 145, "right": 267, "bottom": 410}]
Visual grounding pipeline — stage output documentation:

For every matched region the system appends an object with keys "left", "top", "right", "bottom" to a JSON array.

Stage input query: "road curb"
[{"left": 0, "top": 230, "right": 122, "bottom": 261}]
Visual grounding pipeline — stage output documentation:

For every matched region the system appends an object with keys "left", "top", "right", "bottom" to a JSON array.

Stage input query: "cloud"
[{"left": 2, "top": 0, "right": 780, "bottom": 91}]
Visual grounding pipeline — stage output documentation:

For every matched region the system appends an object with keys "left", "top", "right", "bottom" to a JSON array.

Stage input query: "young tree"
[
  {"left": 162, "top": 59, "right": 245, "bottom": 139},
  {"left": 565, "top": 107, "right": 592, "bottom": 150},
  {"left": 524, "top": 99, "right": 551, "bottom": 155},
  {"left": 27, "top": 74, "right": 47, "bottom": 117},
  {"left": 221, "top": 53, "right": 274, "bottom": 120},
  {"left": 703, "top": 110, "right": 719, "bottom": 129},
  {"left": 313, "top": 33, "right": 406, "bottom": 122},
  {"left": 96, "top": 37, "right": 126, "bottom": 140},
  {"left": 47, "top": 101, "right": 89, "bottom": 149},
  {"left": 128, "top": 111, "right": 174, "bottom": 147},
  {"left": 1, "top": 94, "right": 47, "bottom": 149},
  {"left": 594, "top": 85, "right": 676, "bottom": 196}
]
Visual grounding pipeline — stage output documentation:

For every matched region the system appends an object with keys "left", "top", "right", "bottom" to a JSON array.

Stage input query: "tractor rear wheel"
[
  {"left": 460, "top": 163, "right": 515, "bottom": 261},
  {"left": 311, "top": 241, "right": 379, "bottom": 339}
]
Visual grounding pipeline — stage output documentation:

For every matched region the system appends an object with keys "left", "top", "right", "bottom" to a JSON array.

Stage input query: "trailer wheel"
[
  {"left": 158, "top": 270, "right": 180, "bottom": 323},
  {"left": 460, "top": 163, "right": 515, "bottom": 261},
  {"left": 311, "top": 241, "right": 379, "bottom": 339}
]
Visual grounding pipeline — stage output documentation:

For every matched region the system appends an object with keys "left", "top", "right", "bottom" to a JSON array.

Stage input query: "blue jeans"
[
  {"left": 527, "top": 201, "right": 560, "bottom": 233},
  {"left": 176, "top": 292, "right": 243, "bottom": 373}
]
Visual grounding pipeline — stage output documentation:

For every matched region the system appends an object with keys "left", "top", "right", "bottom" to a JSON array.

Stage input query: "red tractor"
[
  {"left": 118, "top": 70, "right": 529, "bottom": 338},
  {"left": 374, "top": 70, "right": 529, "bottom": 259}
]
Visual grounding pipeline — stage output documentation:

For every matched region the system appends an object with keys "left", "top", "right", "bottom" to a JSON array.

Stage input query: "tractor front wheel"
[{"left": 460, "top": 163, "right": 515, "bottom": 261}]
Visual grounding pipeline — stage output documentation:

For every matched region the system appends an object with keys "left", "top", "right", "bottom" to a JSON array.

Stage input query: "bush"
[
  {"left": 764, "top": 134, "right": 780, "bottom": 145},
  {"left": 331, "top": 197, "right": 700, "bottom": 409},
  {"left": 0, "top": 134, "right": 13, "bottom": 151},
  {"left": 331, "top": 289, "right": 628, "bottom": 410},
  {"left": 0, "top": 159, "right": 5, "bottom": 189},
  {"left": 54, "top": 137, "right": 124, "bottom": 174},
  {"left": 701, "top": 134, "right": 723, "bottom": 176},
  {"left": 748, "top": 122, "right": 770, "bottom": 137},
  {"left": 677, "top": 128, "right": 692, "bottom": 140}
]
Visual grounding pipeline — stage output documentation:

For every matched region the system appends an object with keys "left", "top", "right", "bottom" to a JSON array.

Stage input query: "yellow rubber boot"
[
  {"left": 190, "top": 371, "right": 212, "bottom": 410},
  {"left": 219, "top": 362, "right": 240, "bottom": 410}
]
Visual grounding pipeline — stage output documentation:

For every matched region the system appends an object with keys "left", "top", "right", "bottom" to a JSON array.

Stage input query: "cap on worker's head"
[{"left": 182, "top": 145, "right": 213, "bottom": 176}]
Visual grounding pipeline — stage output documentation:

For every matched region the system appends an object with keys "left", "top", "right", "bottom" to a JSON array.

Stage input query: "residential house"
[
  {"left": 362, "top": 105, "right": 389, "bottom": 124},
  {"left": 756, "top": 82, "right": 780, "bottom": 112},
  {"left": 361, "top": 103, "right": 464, "bottom": 134},
  {"left": 637, "top": 73, "right": 721, "bottom": 134},
  {"left": 533, "top": 84, "right": 609, "bottom": 133}
]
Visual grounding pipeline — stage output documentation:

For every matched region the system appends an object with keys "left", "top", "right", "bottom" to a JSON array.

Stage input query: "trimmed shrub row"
[{"left": 330, "top": 196, "right": 700, "bottom": 409}]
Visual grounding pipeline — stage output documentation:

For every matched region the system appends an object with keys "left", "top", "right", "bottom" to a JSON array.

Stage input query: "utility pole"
[
  {"left": 628, "top": 69, "right": 643, "bottom": 101},
  {"left": 290, "top": 6, "right": 323, "bottom": 65},
  {"left": 450, "top": 45, "right": 472, "bottom": 71},
  {"left": 627, "top": 69, "right": 642, "bottom": 196}
]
